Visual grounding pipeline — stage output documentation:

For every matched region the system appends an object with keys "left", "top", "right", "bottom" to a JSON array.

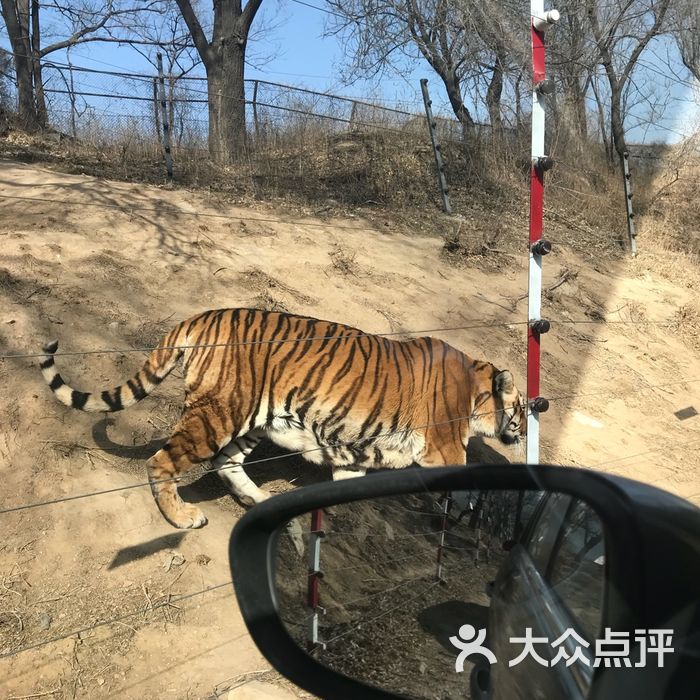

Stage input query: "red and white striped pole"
[{"left": 527, "top": 2, "right": 558, "bottom": 464}]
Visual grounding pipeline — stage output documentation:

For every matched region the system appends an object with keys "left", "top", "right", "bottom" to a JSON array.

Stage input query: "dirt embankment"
[{"left": 0, "top": 158, "right": 698, "bottom": 699}]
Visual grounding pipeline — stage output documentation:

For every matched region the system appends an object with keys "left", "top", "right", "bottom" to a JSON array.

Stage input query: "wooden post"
[
  {"left": 420, "top": 78, "right": 452, "bottom": 215},
  {"left": 622, "top": 151, "right": 638, "bottom": 257},
  {"left": 156, "top": 53, "right": 173, "bottom": 181}
]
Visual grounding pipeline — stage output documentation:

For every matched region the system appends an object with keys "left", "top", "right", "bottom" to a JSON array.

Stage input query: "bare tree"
[
  {"left": 0, "top": 0, "right": 161, "bottom": 130},
  {"left": 547, "top": 1, "right": 600, "bottom": 146},
  {"left": 325, "top": 1, "right": 527, "bottom": 137},
  {"left": 130, "top": 6, "right": 201, "bottom": 147},
  {"left": 325, "top": 0, "right": 478, "bottom": 135},
  {"left": 668, "top": 0, "right": 700, "bottom": 81},
  {"left": 174, "top": 0, "right": 264, "bottom": 162},
  {"left": 585, "top": 0, "right": 672, "bottom": 164},
  {"left": 0, "top": 48, "right": 12, "bottom": 110},
  {"left": 465, "top": 1, "right": 528, "bottom": 133}
]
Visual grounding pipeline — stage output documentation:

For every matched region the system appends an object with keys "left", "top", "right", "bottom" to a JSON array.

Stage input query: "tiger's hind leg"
[
  {"left": 209, "top": 429, "right": 272, "bottom": 507},
  {"left": 146, "top": 408, "right": 232, "bottom": 529}
]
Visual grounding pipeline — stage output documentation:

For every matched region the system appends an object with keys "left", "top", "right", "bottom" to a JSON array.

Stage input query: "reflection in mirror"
[{"left": 274, "top": 489, "right": 605, "bottom": 700}]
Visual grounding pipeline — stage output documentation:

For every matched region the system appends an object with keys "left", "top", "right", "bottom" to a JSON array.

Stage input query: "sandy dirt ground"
[{"left": 0, "top": 159, "right": 698, "bottom": 699}]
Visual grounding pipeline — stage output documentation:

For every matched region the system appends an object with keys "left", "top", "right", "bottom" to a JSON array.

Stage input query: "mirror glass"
[{"left": 273, "top": 488, "right": 605, "bottom": 699}]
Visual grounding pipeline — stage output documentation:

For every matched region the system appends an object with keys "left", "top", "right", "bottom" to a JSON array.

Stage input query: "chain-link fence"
[
  {"left": 9, "top": 58, "right": 603, "bottom": 220},
  {"left": 28, "top": 61, "right": 467, "bottom": 155},
  {"left": 3, "top": 59, "right": 494, "bottom": 204}
]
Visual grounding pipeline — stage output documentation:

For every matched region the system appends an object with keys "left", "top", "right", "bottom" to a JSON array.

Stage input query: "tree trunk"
[
  {"left": 175, "top": 0, "right": 261, "bottom": 164},
  {"left": 206, "top": 41, "right": 247, "bottom": 163},
  {"left": 514, "top": 72, "right": 523, "bottom": 130},
  {"left": 30, "top": 0, "right": 47, "bottom": 128},
  {"left": 590, "top": 79, "right": 613, "bottom": 165},
  {"left": 13, "top": 55, "right": 37, "bottom": 129},
  {"left": 560, "top": 78, "right": 587, "bottom": 143},
  {"left": 442, "top": 70, "right": 474, "bottom": 139},
  {"left": 485, "top": 60, "right": 503, "bottom": 132},
  {"left": 0, "top": 0, "right": 40, "bottom": 129},
  {"left": 609, "top": 81, "right": 627, "bottom": 162},
  {"left": 571, "top": 85, "right": 587, "bottom": 140}
]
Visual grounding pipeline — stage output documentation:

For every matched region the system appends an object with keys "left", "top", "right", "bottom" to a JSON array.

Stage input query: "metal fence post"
[
  {"left": 622, "top": 151, "right": 638, "bottom": 257},
  {"left": 152, "top": 77, "right": 161, "bottom": 142},
  {"left": 156, "top": 53, "right": 173, "bottom": 181},
  {"left": 252, "top": 79, "right": 260, "bottom": 140},
  {"left": 420, "top": 78, "right": 452, "bottom": 215},
  {"left": 349, "top": 101, "right": 359, "bottom": 130}
]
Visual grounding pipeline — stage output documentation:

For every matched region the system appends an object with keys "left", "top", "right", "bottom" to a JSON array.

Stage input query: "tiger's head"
[{"left": 470, "top": 365, "right": 526, "bottom": 450}]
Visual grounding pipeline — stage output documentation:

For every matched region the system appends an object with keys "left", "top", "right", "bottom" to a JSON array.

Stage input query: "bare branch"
[{"left": 174, "top": 0, "right": 213, "bottom": 66}]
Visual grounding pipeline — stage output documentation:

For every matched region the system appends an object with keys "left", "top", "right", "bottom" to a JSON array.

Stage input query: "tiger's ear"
[{"left": 494, "top": 370, "right": 514, "bottom": 394}]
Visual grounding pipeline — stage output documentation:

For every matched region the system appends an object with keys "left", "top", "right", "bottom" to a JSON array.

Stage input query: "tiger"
[{"left": 39, "top": 308, "right": 526, "bottom": 530}]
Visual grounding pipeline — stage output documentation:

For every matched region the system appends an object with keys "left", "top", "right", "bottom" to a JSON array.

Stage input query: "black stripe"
[
  {"left": 389, "top": 407, "right": 402, "bottom": 433},
  {"left": 72, "top": 391, "right": 89, "bottom": 409},
  {"left": 332, "top": 341, "right": 357, "bottom": 384},
  {"left": 49, "top": 375, "right": 64, "bottom": 391},
  {"left": 474, "top": 391, "right": 492, "bottom": 410},
  {"left": 127, "top": 378, "right": 148, "bottom": 401},
  {"left": 143, "top": 366, "right": 160, "bottom": 384},
  {"left": 40, "top": 357, "right": 54, "bottom": 370},
  {"left": 284, "top": 387, "right": 298, "bottom": 413},
  {"left": 297, "top": 335, "right": 346, "bottom": 399},
  {"left": 271, "top": 315, "right": 293, "bottom": 357},
  {"left": 101, "top": 388, "right": 123, "bottom": 411},
  {"left": 357, "top": 376, "right": 389, "bottom": 439},
  {"left": 296, "top": 397, "right": 315, "bottom": 423}
]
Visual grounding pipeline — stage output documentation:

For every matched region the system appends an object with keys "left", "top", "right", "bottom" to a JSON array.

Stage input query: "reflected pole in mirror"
[
  {"left": 435, "top": 492, "right": 452, "bottom": 582},
  {"left": 514, "top": 490, "right": 525, "bottom": 540},
  {"left": 306, "top": 508, "right": 326, "bottom": 651},
  {"left": 472, "top": 492, "right": 488, "bottom": 566}
]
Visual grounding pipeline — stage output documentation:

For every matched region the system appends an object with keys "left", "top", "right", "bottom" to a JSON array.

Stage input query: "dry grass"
[
  {"left": 0, "top": 107, "right": 695, "bottom": 265},
  {"left": 670, "top": 304, "right": 700, "bottom": 352},
  {"left": 328, "top": 244, "right": 360, "bottom": 276}
]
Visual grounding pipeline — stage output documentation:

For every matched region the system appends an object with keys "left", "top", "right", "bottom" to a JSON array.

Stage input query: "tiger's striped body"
[{"left": 40, "top": 308, "right": 525, "bottom": 529}]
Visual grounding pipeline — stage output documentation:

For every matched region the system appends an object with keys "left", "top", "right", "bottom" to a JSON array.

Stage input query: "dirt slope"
[{"left": 0, "top": 159, "right": 698, "bottom": 699}]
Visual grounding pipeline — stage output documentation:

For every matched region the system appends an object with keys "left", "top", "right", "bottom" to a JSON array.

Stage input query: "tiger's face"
[
  {"left": 493, "top": 369, "right": 526, "bottom": 448},
  {"left": 469, "top": 366, "right": 526, "bottom": 450}
]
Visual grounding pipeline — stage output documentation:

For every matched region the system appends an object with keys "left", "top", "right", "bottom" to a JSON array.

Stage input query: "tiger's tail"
[{"left": 39, "top": 327, "right": 186, "bottom": 412}]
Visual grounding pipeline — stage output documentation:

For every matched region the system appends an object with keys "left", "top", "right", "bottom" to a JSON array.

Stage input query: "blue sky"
[
  {"left": 2, "top": 1, "right": 698, "bottom": 143},
  {"left": 60, "top": 2, "right": 434, "bottom": 111}
]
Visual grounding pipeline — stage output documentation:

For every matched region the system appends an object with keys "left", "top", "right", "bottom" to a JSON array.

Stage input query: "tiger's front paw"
[{"left": 166, "top": 503, "right": 208, "bottom": 529}]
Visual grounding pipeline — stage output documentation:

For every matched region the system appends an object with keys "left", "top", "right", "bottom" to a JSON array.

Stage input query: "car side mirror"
[{"left": 228, "top": 464, "right": 700, "bottom": 700}]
